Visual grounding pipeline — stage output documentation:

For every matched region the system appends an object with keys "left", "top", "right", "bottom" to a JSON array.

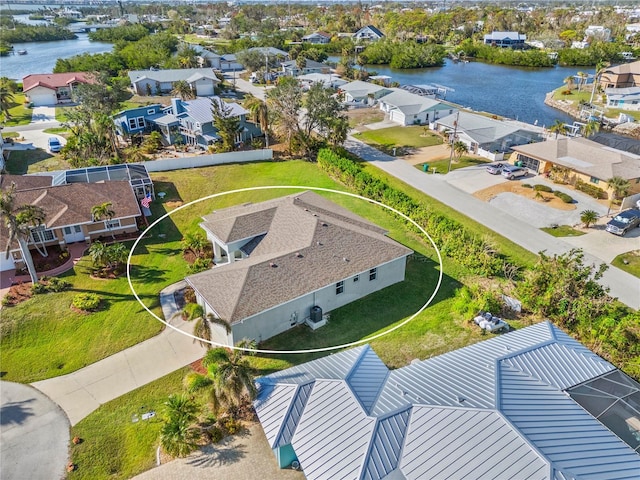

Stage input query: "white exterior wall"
[
  {"left": 193, "top": 78, "right": 215, "bottom": 96},
  {"left": 228, "top": 256, "right": 409, "bottom": 344},
  {"left": 0, "top": 251, "right": 17, "bottom": 272},
  {"left": 26, "top": 86, "right": 57, "bottom": 106}
]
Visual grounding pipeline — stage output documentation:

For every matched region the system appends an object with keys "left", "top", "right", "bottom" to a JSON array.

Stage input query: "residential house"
[
  {"left": 512, "top": 137, "right": 640, "bottom": 196},
  {"left": 599, "top": 60, "right": 640, "bottom": 89},
  {"left": 246, "top": 46, "right": 290, "bottom": 62},
  {"left": 297, "top": 73, "right": 347, "bottom": 90},
  {"left": 22, "top": 72, "right": 94, "bottom": 106},
  {"left": 483, "top": 31, "right": 527, "bottom": 48},
  {"left": 377, "top": 88, "right": 456, "bottom": 126},
  {"left": 301, "top": 31, "right": 331, "bottom": 44},
  {"left": 185, "top": 191, "right": 412, "bottom": 346},
  {"left": 219, "top": 54, "right": 243, "bottom": 72},
  {"left": 281, "top": 59, "right": 331, "bottom": 77},
  {"left": 584, "top": 25, "right": 611, "bottom": 42},
  {"left": 605, "top": 87, "right": 640, "bottom": 111},
  {"left": 254, "top": 321, "right": 640, "bottom": 478},
  {"left": 353, "top": 25, "right": 385, "bottom": 42},
  {"left": 0, "top": 175, "right": 142, "bottom": 273},
  {"left": 433, "top": 111, "right": 544, "bottom": 161},
  {"left": 128, "top": 68, "right": 220, "bottom": 97},
  {"left": 113, "top": 104, "right": 164, "bottom": 136},
  {"left": 338, "top": 80, "right": 393, "bottom": 105},
  {"left": 189, "top": 44, "right": 223, "bottom": 69}
]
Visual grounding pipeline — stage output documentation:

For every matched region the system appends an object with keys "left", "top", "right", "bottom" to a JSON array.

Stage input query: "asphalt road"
[{"left": 345, "top": 136, "right": 640, "bottom": 310}]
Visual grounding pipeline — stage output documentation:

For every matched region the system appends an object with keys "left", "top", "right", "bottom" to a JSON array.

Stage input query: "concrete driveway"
[
  {"left": 1, "top": 381, "right": 70, "bottom": 480},
  {"left": 30, "top": 106, "right": 57, "bottom": 123}
]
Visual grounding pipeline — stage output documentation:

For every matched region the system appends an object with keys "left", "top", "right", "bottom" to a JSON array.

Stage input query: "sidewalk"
[
  {"left": 345, "top": 135, "right": 640, "bottom": 310},
  {"left": 32, "top": 281, "right": 205, "bottom": 426}
]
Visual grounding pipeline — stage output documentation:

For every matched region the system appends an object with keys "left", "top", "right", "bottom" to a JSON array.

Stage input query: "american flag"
[{"left": 141, "top": 193, "right": 152, "bottom": 208}]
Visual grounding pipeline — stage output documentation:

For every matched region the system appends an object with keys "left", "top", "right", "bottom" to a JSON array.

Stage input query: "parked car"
[
  {"left": 486, "top": 163, "right": 505, "bottom": 175},
  {"left": 501, "top": 165, "right": 528, "bottom": 180},
  {"left": 606, "top": 209, "right": 640, "bottom": 236},
  {"left": 47, "top": 137, "right": 62, "bottom": 153},
  {"left": 473, "top": 311, "right": 510, "bottom": 333}
]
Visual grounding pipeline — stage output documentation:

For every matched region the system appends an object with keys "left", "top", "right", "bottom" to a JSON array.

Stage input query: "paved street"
[{"left": 345, "top": 136, "right": 640, "bottom": 309}]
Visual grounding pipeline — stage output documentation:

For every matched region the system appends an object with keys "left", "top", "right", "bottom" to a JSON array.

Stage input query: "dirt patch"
[
  {"left": 346, "top": 107, "right": 386, "bottom": 130},
  {"left": 474, "top": 183, "right": 576, "bottom": 210},
  {"left": 164, "top": 200, "right": 183, "bottom": 209},
  {"left": 3, "top": 282, "right": 33, "bottom": 306}
]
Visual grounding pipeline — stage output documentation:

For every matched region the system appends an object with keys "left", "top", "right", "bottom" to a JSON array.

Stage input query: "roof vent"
[
  {"left": 457, "top": 396, "right": 465, "bottom": 403},
  {"left": 295, "top": 252, "right": 303, "bottom": 258},
  {"left": 343, "top": 257, "right": 349, "bottom": 262},
  {"left": 269, "top": 262, "right": 278, "bottom": 268},
  {"left": 313, "top": 213, "right": 318, "bottom": 217},
  {"left": 505, "top": 346, "right": 511, "bottom": 351},
  {"left": 317, "top": 241, "right": 323, "bottom": 246},
  {"left": 321, "top": 222, "right": 328, "bottom": 227}
]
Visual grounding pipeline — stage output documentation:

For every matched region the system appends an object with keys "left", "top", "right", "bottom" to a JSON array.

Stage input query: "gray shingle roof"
[
  {"left": 436, "top": 111, "right": 538, "bottom": 145},
  {"left": 254, "top": 322, "right": 640, "bottom": 480},
  {"left": 187, "top": 192, "right": 411, "bottom": 324},
  {"left": 379, "top": 88, "right": 447, "bottom": 115}
]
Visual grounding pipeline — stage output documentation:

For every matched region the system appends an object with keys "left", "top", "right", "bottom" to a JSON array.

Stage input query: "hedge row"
[
  {"left": 575, "top": 179, "right": 607, "bottom": 199},
  {"left": 317, "top": 148, "right": 506, "bottom": 276},
  {"left": 553, "top": 190, "right": 574, "bottom": 204}
]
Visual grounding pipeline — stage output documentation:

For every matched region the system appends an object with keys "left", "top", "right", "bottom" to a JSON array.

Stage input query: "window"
[
  {"left": 136, "top": 117, "right": 145, "bottom": 128},
  {"left": 336, "top": 281, "right": 344, "bottom": 295},
  {"left": 105, "top": 219, "right": 121, "bottom": 229},
  {"left": 353, "top": 275, "right": 360, "bottom": 283},
  {"left": 128, "top": 118, "right": 137, "bottom": 130},
  {"left": 590, "top": 177, "right": 600, "bottom": 184},
  {"left": 369, "top": 268, "right": 377, "bottom": 281},
  {"left": 147, "top": 109, "right": 156, "bottom": 115},
  {"left": 129, "top": 117, "right": 145, "bottom": 129},
  {"left": 30, "top": 228, "right": 55, "bottom": 243}
]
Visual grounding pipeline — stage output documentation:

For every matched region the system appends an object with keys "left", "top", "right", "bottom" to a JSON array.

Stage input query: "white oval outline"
[{"left": 127, "top": 186, "right": 443, "bottom": 354}]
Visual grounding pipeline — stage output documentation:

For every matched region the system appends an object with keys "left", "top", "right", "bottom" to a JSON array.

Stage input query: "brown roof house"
[
  {"left": 0, "top": 175, "right": 141, "bottom": 274},
  {"left": 185, "top": 191, "right": 413, "bottom": 346},
  {"left": 22, "top": 72, "right": 94, "bottom": 107},
  {"left": 599, "top": 60, "right": 640, "bottom": 89},
  {"left": 512, "top": 137, "right": 640, "bottom": 197}
]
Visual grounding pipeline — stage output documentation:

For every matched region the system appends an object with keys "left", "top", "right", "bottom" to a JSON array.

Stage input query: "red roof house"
[{"left": 22, "top": 72, "right": 94, "bottom": 106}]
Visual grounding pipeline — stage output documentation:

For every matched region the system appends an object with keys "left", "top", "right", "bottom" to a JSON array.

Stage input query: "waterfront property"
[
  {"left": 185, "top": 191, "right": 412, "bottom": 346},
  {"left": 338, "top": 80, "right": 393, "bottom": 105},
  {"left": 483, "top": 31, "right": 526, "bottom": 48},
  {"left": 433, "top": 111, "right": 543, "bottom": 161},
  {"left": 599, "top": 60, "right": 640, "bottom": 89},
  {"left": 353, "top": 25, "right": 385, "bottom": 41},
  {"left": 113, "top": 104, "right": 164, "bottom": 136},
  {"left": 606, "top": 87, "right": 640, "bottom": 111},
  {"left": 128, "top": 68, "right": 220, "bottom": 97},
  {"left": 377, "top": 88, "right": 456, "bottom": 126},
  {"left": 22, "top": 72, "right": 94, "bottom": 106},
  {"left": 512, "top": 137, "right": 640, "bottom": 195},
  {"left": 254, "top": 321, "right": 640, "bottom": 478},
  {"left": 0, "top": 174, "right": 142, "bottom": 273},
  {"left": 281, "top": 59, "right": 331, "bottom": 77},
  {"left": 301, "top": 31, "right": 332, "bottom": 44},
  {"left": 297, "top": 73, "right": 347, "bottom": 89}
]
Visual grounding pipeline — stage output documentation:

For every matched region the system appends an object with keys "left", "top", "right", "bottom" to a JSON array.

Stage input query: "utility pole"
[{"left": 447, "top": 111, "right": 460, "bottom": 173}]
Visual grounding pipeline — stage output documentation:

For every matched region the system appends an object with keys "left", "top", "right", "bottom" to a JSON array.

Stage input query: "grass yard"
[
  {"left": 540, "top": 225, "right": 586, "bottom": 237},
  {"left": 2, "top": 131, "right": 19, "bottom": 139},
  {"left": 55, "top": 106, "right": 70, "bottom": 123},
  {"left": 2, "top": 93, "right": 32, "bottom": 126},
  {"left": 3, "top": 149, "right": 71, "bottom": 174},
  {"left": 43, "top": 126, "right": 69, "bottom": 134},
  {"left": 415, "top": 156, "right": 490, "bottom": 174},
  {"left": 354, "top": 125, "right": 443, "bottom": 155},
  {"left": 612, "top": 250, "right": 640, "bottom": 278}
]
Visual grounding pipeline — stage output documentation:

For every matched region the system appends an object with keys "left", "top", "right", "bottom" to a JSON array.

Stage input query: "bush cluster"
[
  {"left": 31, "top": 277, "right": 71, "bottom": 295},
  {"left": 553, "top": 190, "right": 574, "bottom": 203},
  {"left": 72, "top": 293, "right": 101, "bottom": 312},
  {"left": 533, "top": 184, "right": 553, "bottom": 193},
  {"left": 575, "top": 179, "right": 607, "bottom": 199},
  {"left": 317, "top": 148, "right": 507, "bottom": 276}
]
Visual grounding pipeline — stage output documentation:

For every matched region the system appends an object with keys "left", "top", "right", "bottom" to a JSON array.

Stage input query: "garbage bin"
[
  {"left": 515, "top": 160, "right": 523, "bottom": 167},
  {"left": 422, "top": 163, "right": 429, "bottom": 172}
]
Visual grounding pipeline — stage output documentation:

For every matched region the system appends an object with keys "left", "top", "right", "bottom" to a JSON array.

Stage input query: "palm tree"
[
  {"left": 91, "top": 202, "right": 115, "bottom": 238},
  {"left": 185, "top": 345, "right": 256, "bottom": 416},
  {"left": 0, "top": 183, "right": 46, "bottom": 284},
  {"left": 160, "top": 394, "right": 199, "bottom": 458},
  {"left": 453, "top": 140, "right": 468, "bottom": 161},
  {"left": 171, "top": 80, "right": 195, "bottom": 100},
  {"left": 563, "top": 75, "right": 574, "bottom": 92},
  {"left": 88, "top": 240, "right": 109, "bottom": 269},
  {"left": 244, "top": 95, "right": 269, "bottom": 147},
  {"left": 0, "top": 88, "right": 15, "bottom": 121},
  {"left": 582, "top": 119, "right": 600, "bottom": 138},
  {"left": 580, "top": 210, "right": 598, "bottom": 228},
  {"left": 193, "top": 313, "right": 232, "bottom": 349},
  {"left": 181, "top": 232, "right": 208, "bottom": 259},
  {"left": 549, "top": 120, "right": 567, "bottom": 139},
  {"left": 590, "top": 61, "right": 610, "bottom": 105},
  {"left": 576, "top": 71, "right": 588, "bottom": 92},
  {"left": 606, "top": 176, "right": 631, "bottom": 214}
]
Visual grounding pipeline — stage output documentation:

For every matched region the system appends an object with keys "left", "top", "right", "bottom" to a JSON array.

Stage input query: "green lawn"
[
  {"left": 354, "top": 125, "right": 443, "bottom": 155},
  {"left": 612, "top": 251, "right": 640, "bottom": 278},
  {"left": 2, "top": 131, "right": 19, "bottom": 139},
  {"left": 2, "top": 93, "right": 32, "bottom": 126},
  {"left": 552, "top": 87, "right": 592, "bottom": 104},
  {"left": 540, "top": 225, "right": 586, "bottom": 237},
  {"left": 4, "top": 149, "right": 71, "bottom": 175},
  {"left": 43, "top": 126, "right": 69, "bottom": 134},
  {"left": 415, "top": 156, "right": 489, "bottom": 174},
  {"left": 55, "top": 106, "right": 70, "bottom": 123}
]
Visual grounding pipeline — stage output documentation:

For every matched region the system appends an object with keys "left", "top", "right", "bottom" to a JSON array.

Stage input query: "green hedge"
[
  {"left": 533, "top": 184, "right": 553, "bottom": 193},
  {"left": 317, "top": 148, "right": 507, "bottom": 276},
  {"left": 553, "top": 190, "right": 574, "bottom": 204},
  {"left": 575, "top": 179, "right": 607, "bottom": 199}
]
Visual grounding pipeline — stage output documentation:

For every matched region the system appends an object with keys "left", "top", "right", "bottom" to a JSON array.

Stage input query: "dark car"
[
  {"left": 486, "top": 163, "right": 505, "bottom": 175},
  {"left": 606, "top": 209, "right": 640, "bottom": 236}
]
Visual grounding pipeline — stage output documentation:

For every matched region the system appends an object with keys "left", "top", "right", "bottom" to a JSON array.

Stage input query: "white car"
[
  {"left": 501, "top": 165, "right": 528, "bottom": 180},
  {"left": 473, "top": 312, "right": 510, "bottom": 333}
]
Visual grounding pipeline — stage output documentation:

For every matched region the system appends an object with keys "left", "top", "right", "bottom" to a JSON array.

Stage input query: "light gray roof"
[
  {"left": 281, "top": 59, "right": 327, "bottom": 70},
  {"left": 512, "top": 137, "right": 640, "bottom": 181},
  {"left": 128, "top": 68, "right": 219, "bottom": 84},
  {"left": 340, "top": 81, "right": 392, "bottom": 98},
  {"left": 437, "top": 111, "right": 539, "bottom": 146},
  {"left": 254, "top": 322, "right": 640, "bottom": 480},
  {"left": 177, "top": 97, "right": 247, "bottom": 124},
  {"left": 378, "top": 88, "right": 448, "bottom": 115},
  {"left": 247, "top": 46, "right": 289, "bottom": 57},
  {"left": 187, "top": 192, "right": 412, "bottom": 324},
  {"left": 484, "top": 31, "right": 526, "bottom": 41}
]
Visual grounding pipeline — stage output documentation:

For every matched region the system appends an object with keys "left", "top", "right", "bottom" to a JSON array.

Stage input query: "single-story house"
[
  {"left": 433, "top": 111, "right": 544, "bottom": 161},
  {"left": 338, "top": 80, "right": 393, "bottom": 104},
  {"left": 301, "top": 31, "right": 331, "bottom": 44},
  {"left": 246, "top": 46, "right": 290, "bottom": 62},
  {"left": 281, "top": 59, "right": 331, "bottom": 77},
  {"left": 483, "top": 31, "right": 527, "bottom": 47},
  {"left": 128, "top": 68, "right": 220, "bottom": 97},
  {"left": 185, "top": 191, "right": 413, "bottom": 346},
  {"left": 189, "top": 44, "right": 223, "bottom": 69},
  {"left": 600, "top": 60, "right": 640, "bottom": 89},
  {"left": 353, "top": 25, "right": 385, "bottom": 41},
  {"left": 584, "top": 25, "right": 611, "bottom": 42},
  {"left": 606, "top": 86, "right": 640, "bottom": 111},
  {"left": 512, "top": 137, "right": 640, "bottom": 196},
  {"left": 378, "top": 88, "right": 456, "bottom": 126},
  {"left": 0, "top": 175, "right": 142, "bottom": 273},
  {"left": 22, "top": 72, "right": 94, "bottom": 106},
  {"left": 254, "top": 321, "right": 640, "bottom": 478},
  {"left": 219, "top": 54, "right": 243, "bottom": 72},
  {"left": 113, "top": 104, "right": 164, "bottom": 136},
  {"left": 297, "top": 73, "right": 347, "bottom": 90}
]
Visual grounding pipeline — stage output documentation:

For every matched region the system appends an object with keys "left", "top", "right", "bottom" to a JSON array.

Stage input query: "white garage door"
[
  {"left": 196, "top": 82, "right": 214, "bottom": 97},
  {"left": 29, "top": 91, "right": 57, "bottom": 106}
]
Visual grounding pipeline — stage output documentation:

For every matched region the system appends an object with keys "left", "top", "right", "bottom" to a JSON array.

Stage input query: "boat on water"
[{"left": 17, "top": 49, "right": 27, "bottom": 55}]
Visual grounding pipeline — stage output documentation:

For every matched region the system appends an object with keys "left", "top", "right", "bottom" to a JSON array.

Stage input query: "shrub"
[
  {"left": 220, "top": 417, "right": 242, "bottom": 435},
  {"left": 2, "top": 294, "right": 14, "bottom": 306},
  {"left": 575, "top": 179, "right": 607, "bottom": 199},
  {"left": 207, "top": 425, "right": 225, "bottom": 443},
  {"left": 48, "top": 277, "right": 71, "bottom": 292},
  {"left": 553, "top": 191, "right": 574, "bottom": 203},
  {"left": 187, "top": 257, "right": 212, "bottom": 274},
  {"left": 72, "top": 293, "right": 101, "bottom": 312},
  {"left": 182, "top": 302, "right": 204, "bottom": 321},
  {"left": 533, "top": 184, "right": 553, "bottom": 192},
  {"left": 184, "top": 287, "right": 196, "bottom": 304},
  {"left": 521, "top": 183, "right": 533, "bottom": 189},
  {"left": 31, "top": 282, "right": 48, "bottom": 294}
]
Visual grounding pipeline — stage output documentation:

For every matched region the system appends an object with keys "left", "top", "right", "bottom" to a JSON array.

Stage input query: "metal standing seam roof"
[
  {"left": 436, "top": 111, "right": 537, "bottom": 145},
  {"left": 177, "top": 97, "right": 248, "bottom": 125},
  {"left": 128, "top": 68, "right": 219, "bottom": 84},
  {"left": 378, "top": 89, "right": 445, "bottom": 115},
  {"left": 254, "top": 322, "right": 640, "bottom": 480}
]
